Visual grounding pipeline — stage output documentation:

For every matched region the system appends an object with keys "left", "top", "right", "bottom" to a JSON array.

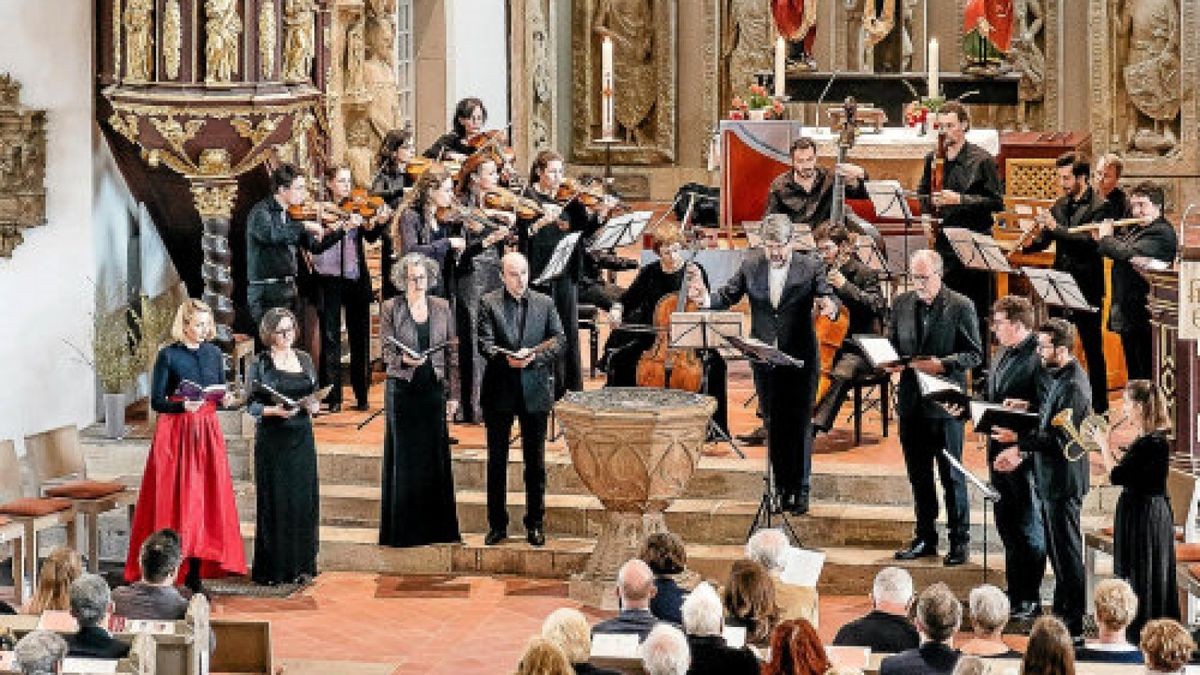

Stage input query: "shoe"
[
  {"left": 484, "top": 529, "right": 507, "bottom": 546},
  {"left": 1010, "top": 600, "right": 1040, "bottom": 621},
  {"left": 789, "top": 493, "right": 810, "bottom": 516},
  {"left": 894, "top": 539, "right": 938, "bottom": 560},
  {"left": 737, "top": 425, "right": 768, "bottom": 446},
  {"left": 327, "top": 402, "right": 342, "bottom": 413},
  {"left": 527, "top": 527, "right": 545, "bottom": 547},
  {"left": 776, "top": 491, "right": 795, "bottom": 513},
  {"left": 449, "top": 436, "right": 460, "bottom": 445},
  {"left": 943, "top": 543, "right": 969, "bottom": 566},
  {"left": 353, "top": 402, "right": 370, "bottom": 412}
]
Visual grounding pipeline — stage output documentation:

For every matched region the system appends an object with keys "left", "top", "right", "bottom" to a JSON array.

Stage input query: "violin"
[
  {"left": 403, "top": 157, "right": 433, "bottom": 180},
  {"left": 554, "top": 178, "right": 604, "bottom": 208},
  {"left": 340, "top": 187, "right": 386, "bottom": 218},
  {"left": 466, "top": 129, "right": 517, "bottom": 164},
  {"left": 437, "top": 200, "right": 516, "bottom": 247},
  {"left": 287, "top": 201, "right": 353, "bottom": 225},
  {"left": 483, "top": 187, "right": 544, "bottom": 221}
]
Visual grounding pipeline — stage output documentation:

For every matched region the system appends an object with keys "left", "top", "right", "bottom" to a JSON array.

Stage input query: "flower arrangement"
[
  {"left": 903, "top": 96, "right": 946, "bottom": 133},
  {"left": 65, "top": 295, "right": 149, "bottom": 395},
  {"left": 730, "top": 84, "right": 786, "bottom": 120}
]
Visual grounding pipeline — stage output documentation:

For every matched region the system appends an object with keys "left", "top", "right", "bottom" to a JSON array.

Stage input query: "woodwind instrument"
[{"left": 1066, "top": 217, "right": 1147, "bottom": 234}]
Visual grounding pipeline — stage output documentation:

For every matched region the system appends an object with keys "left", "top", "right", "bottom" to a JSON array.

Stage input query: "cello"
[{"left": 814, "top": 98, "right": 857, "bottom": 402}]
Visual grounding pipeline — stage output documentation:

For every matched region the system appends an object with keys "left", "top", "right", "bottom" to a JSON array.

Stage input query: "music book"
[
  {"left": 722, "top": 625, "right": 747, "bottom": 649},
  {"left": 385, "top": 336, "right": 448, "bottom": 360},
  {"left": 916, "top": 371, "right": 972, "bottom": 410},
  {"left": 591, "top": 633, "right": 640, "bottom": 659},
  {"left": 61, "top": 658, "right": 119, "bottom": 674},
  {"left": 780, "top": 546, "right": 825, "bottom": 588},
  {"left": 175, "top": 379, "right": 226, "bottom": 405},
  {"left": 970, "top": 401, "right": 1040, "bottom": 435},
  {"left": 826, "top": 646, "right": 872, "bottom": 671},
  {"left": 257, "top": 383, "right": 333, "bottom": 410},
  {"left": 852, "top": 334, "right": 913, "bottom": 369}
]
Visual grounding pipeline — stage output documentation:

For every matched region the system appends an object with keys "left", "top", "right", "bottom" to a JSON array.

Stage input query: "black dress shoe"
[
  {"left": 943, "top": 543, "right": 969, "bottom": 566},
  {"left": 894, "top": 539, "right": 938, "bottom": 560},
  {"left": 527, "top": 527, "right": 545, "bottom": 547},
  {"left": 736, "top": 425, "right": 768, "bottom": 446},
  {"left": 484, "top": 529, "right": 507, "bottom": 546},
  {"left": 327, "top": 402, "right": 342, "bottom": 413},
  {"left": 1010, "top": 600, "right": 1041, "bottom": 620},
  {"left": 353, "top": 402, "right": 370, "bottom": 412},
  {"left": 789, "top": 493, "right": 810, "bottom": 516}
]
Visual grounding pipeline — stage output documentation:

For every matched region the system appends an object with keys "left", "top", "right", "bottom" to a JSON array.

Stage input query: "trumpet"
[{"left": 1051, "top": 408, "right": 1125, "bottom": 460}]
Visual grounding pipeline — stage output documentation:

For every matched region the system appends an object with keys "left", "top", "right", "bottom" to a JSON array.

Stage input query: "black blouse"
[
  {"left": 520, "top": 185, "right": 603, "bottom": 284},
  {"left": 1110, "top": 430, "right": 1170, "bottom": 496},
  {"left": 150, "top": 342, "right": 225, "bottom": 414},
  {"left": 423, "top": 132, "right": 472, "bottom": 160}
]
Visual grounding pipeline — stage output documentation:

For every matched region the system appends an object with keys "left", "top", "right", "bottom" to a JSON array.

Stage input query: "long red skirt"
[{"left": 124, "top": 404, "right": 248, "bottom": 582}]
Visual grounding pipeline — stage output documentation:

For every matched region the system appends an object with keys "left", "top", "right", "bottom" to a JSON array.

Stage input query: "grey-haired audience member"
[
  {"left": 13, "top": 630, "right": 67, "bottom": 675},
  {"left": 640, "top": 624, "right": 691, "bottom": 675},
  {"left": 66, "top": 573, "right": 129, "bottom": 659}
]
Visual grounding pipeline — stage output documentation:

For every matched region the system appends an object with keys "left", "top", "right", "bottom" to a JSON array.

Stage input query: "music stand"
[
  {"left": 587, "top": 211, "right": 653, "bottom": 252},
  {"left": 943, "top": 227, "right": 1014, "bottom": 379},
  {"left": 668, "top": 311, "right": 746, "bottom": 459},
  {"left": 722, "top": 335, "right": 806, "bottom": 545},
  {"left": 854, "top": 234, "right": 894, "bottom": 278},
  {"left": 1021, "top": 267, "right": 1098, "bottom": 314},
  {"left": 939, "top": 447, "right": 1001, "bottom": 584},
  {"left": 532, "top": 232, "right": 583, "bottom": 286}
]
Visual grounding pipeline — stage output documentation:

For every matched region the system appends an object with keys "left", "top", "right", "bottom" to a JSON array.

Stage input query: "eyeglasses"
[{"left": 273, "top": 325, "right": 295, "bottom": 335}]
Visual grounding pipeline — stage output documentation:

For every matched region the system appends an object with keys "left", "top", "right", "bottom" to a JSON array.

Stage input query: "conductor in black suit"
[
  {"left": 478, "top": 252, "right": 566, "bottom": 547},
  {"left": 887, "top": 250, "right": 982, "bottom": 567},
  {"left": 688, "top": 214, "right": 839, "bottom": 515}
]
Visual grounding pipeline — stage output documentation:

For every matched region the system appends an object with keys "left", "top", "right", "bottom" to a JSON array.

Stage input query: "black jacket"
[
  {"left": 649, "top": 576, "right": 686, "bottom": 625},
  {"left": 477, "top": 288, "right": 565, "bottom": 413},
  {"left": 1026, "top": 187, "right": 1114, "bottom": 305},
  {"left": 1098, "top": 217, "right": 1177, "bottom": 333},
  {"left": 832, "top": 610, "right": 921, "bottom": 654},
  {"left": 890, "top": 287, "right": 983, "bottom": 419},
  {"left": 245, "top": 196, "right": 344, "bottom": 282},
  {"left": 591, "top": 608, "right": 659, "bottom": 642},
  {"left": 835, "top": 255, "right": 886, "bottom": 338},
  {"left": 685, "top": 635, "right": 760, "bottom": 675},
  {"left": 764, "top": 166, "right": 870, "bottom": 224},
  {"left": 1019, "top": 359, "right": 1092, "bottom": 501},
  {"left": 880, "top": 642, "right": 961, "bottom": 675},
  {"left": 986, "top": 333, "right": 1043, "bottom": 460},
  {"left": 67, "top": 626, "right": 131, "bottom": 659}
]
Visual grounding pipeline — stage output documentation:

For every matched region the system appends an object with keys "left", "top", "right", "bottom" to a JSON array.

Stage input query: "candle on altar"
[
  {"left": 927, "top": 38, "right": 940, "bottom": 99},
  {"left": 774, "top": 36, "right": 786, "bottom": 98},
  {"left": 601, "top": 36, "right": 614, "bottom": 140}
]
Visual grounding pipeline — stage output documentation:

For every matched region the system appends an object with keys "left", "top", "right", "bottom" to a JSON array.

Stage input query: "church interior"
[{"left": 2, "top": 0, "right": 1200, "bottom": 673}]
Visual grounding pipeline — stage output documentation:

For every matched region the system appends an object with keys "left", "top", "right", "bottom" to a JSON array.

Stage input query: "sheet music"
[
  {"left": 864, "top": 180, "right": 907, "bottom": 219},
  {"left": 533, "top": 232, "right": 583, "bottom": 286},
  {"left": 591, "top": 633, "right": 640, "bottom": 659},
  {"left": 668, "top": 311, "right": 744, "bottom": 349},
  {"left": 780, "top": 546, "right": 825, "bottom": 587},
  {"left": 723, "top": 625, "right": 747, "bottom": 649},
  {"left": 853, "top": 334, "right": 903, "bottom": 368},
  {"left": 588, "top": 211, "right": 653, "bottom": 251}
]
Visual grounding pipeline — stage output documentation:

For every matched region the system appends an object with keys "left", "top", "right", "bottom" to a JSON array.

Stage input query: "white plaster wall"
[{"left": 445, "top": 0, "right": 509, "bottom": 131}]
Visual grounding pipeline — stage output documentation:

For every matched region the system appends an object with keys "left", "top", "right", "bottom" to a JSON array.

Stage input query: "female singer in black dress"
[
  {"left": 379, "top": 252, "right": 462, "bottom": 547},
  {"left": 246, "top": 308, "right": 321, "bottom": 585},
  {"left": 391, "top": 164, "right": 466, "bottom": 299},
  {"left": 1091, "top": 379, "right": 1181, "bottom": 639},
  {"left": 424, "top": 97, "right": 485, "bottom": 162},
  {"left": 126, "top": 299, "right": 246, "bottom": 590},
  {"left": 520, "top": 149, "right": 614, "bottom": 394},
  {"left": 373, "top": 128, "right": 416, "bottom": 300}
]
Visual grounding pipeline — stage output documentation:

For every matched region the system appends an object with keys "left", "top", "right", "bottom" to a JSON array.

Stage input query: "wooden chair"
[
  {"left": 0, "top": 507, "right": 25, "bottom": 607},
  {"left": 0, "top": 441, "right": 76, "bottom": 602},
  {"left": 23, "top": 424, "right": 138, "bottom": 573}
]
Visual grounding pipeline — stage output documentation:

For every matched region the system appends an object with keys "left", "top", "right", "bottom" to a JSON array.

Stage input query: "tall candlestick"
[
  {"left": 601, "top": 36, "right": 614, "bottom": 139},
  {"left": 927, "top": 38, "right": 940, "bottom": 99},
  {"left": 774, "top": 36, "right": 786, "bottom": 98}
]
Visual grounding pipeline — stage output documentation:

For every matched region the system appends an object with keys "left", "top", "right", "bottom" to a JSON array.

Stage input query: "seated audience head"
[
  {"left": 13, "top": 630, "right": 67, "bottom": 675},
  {"left": 640, "top": 532, "right": 687, "bottom": 577},
  {"left": 763, "top": 618, "right": 830, "bottom": 675},
  {"left": 951, "top": 655, "right": 987, "bottom": 675},
  {"left": 723, "top": 559, "right": 779, "bottom": 645},
  {"left": 1093, "top": 578, "right": 1137, "bottom": 642},
  {"left": 69, "top": 573, "right": 113, "bottom": 629},
  {"left": 617, "top": 558, "right": 656, "bottom": 610},
  {"left": 871, "top": 566, "right": 914, "bottom": 614},
  {"left": 914, "top": 583, "right": 962, "bottom": 644},
  {"left": 514, "top": 636, "right": 573, "bottom": 675},
  {"left": 29, "top": 547, "right": 83, "bottom": 614},
  {"left": 746, "top": 528, "right": 789, "bottom": 575},
  {"left": 640, "top": 624, "right": 691, "bottom": 675},
  {"left": 1139, "top": 619, "right": 1196, "bottom": 673},
  {"left": 967, "top": 584, "right": 1009, "bottom": 638},
  {"left": 681, "top": 582, "right": 723, "bottom": 637},
  {"left": 139, "top": 528, "right": 184, "bottom": 585},
  {"left": 1022, "top": 615, "right": 1075, "bottom": 675},
  {"left": 540, "top": 608, "right": 592, "bottom": 665}
]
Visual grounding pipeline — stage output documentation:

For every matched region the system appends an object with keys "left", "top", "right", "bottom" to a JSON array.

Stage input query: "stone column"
[{"left": 190, "top": 178, "right": 239, "bottom": 347}]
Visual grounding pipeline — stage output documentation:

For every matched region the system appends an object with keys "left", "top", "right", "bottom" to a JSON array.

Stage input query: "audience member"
[
  {"left": 514, "top": 636, "right": 573, "bottom": 675},
  {"left": 723, "top": 559, "right": 780, "bottom": 647},
  {"left": 832, "top": 566, "right": 920, "bottom": 653},
  {"left": 880, "top": 582, "right": 962, "bottom": 675},
  {"left": 592, "top": 559, "right": 659, "bottom": 641},
  {"left": 641, "top": 532, "right": 691, "bottom": 625},
  {"left": 13, "top": 630, "right": 68, "bottom": 675},
  {"left": 1139, "top": 619, "right": 1195, "bottom": 674},
  {"left": 24, "top": 547, "right": 82, "bottom": 614},
  {"left": 950, "top": 655, "right": 987, "bottom": 675},
  {"left": 746, "top": 528, "right": 819, "bottom": 626},
  {"left": 1021, "top": 615, "right": 1074, "bottom": 675},
  {"left": 541, "top": 607, "right": 619, "bottom": 675},
  {"left": 1076, "top": 578, "right": 1143, "bottom": 663},
  {"left": 958, "top": 585, "right": 1018, "bottom": 658},
  {"left": 112, "top": 528, "right": 190, "bottom": 620},
  {"left": 680, "top": 582, "right": 758, "bottom": 675},
  {"left": 762, "top": 618, "right": 830, "bottom": 675},
  {"left": 641, "top": 624, "right": 691, "bottom": 675},
  {"left": 66, "top": 573, "right": 129, "bottom": 659}
]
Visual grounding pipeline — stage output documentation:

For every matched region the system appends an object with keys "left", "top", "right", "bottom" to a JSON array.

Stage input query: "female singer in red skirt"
[{"left": 124, "top": 299, "right": 246, "bottom": 590}]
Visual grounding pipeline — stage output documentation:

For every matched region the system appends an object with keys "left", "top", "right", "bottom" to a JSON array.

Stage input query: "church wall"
[{"left": 445, "top": 0, "right": 509, "bottom": 131}]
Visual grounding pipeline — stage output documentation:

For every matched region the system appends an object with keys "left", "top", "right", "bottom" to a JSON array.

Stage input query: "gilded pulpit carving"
[
  {"left": 0, "top": 74, "right": 47, "bottom": 259},
  {"left": 205, "top": 0, "right": 242, "bottom": 84},
  {"left": 124, "top": 0, "right": 154, "bottom": 82},
  {"left": 282, "top": 0, "right": 316, "bottom": 83}
]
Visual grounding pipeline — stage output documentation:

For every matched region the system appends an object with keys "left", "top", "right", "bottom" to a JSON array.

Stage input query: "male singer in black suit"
[
  {"left": 1022, "top": 151, "right": 1115, "bottom": 412},
  {"left": 888, "top": 250, "right": 982, "bottom": 566},
  {"left": 811, "top": 224, "right": 887, "bottom": 433},
  {"left": 477, "top": 252, "right": 566, "bottom": 547},
  {"left": 1095, "top": 182, "right": 1178, "bottom": 380},
  {"left": 993, "top": 318, "right": 1092, "bottom": 639},
  {"left": 688, "top": 214, "right": 839, "bottom": 515}
]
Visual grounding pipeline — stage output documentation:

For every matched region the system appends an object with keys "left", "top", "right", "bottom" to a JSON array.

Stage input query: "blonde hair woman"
[
  {"left": 24, "top": 547, "right": 82, "bottom": 614},
  {"left": 514, "top": 636, "right": 573, "bottom": 675}
]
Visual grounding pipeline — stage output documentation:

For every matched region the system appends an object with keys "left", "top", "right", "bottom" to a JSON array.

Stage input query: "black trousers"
[
  {"left": 990, "top": 459, "right": 1047, "bottom": 605},
  {"left": 316, "top": 276, "right": 372, "bottom": 406},
  {"left": 812, "top": 352, "right": 872, "bottom": 430},
  {"left": 1053, "top": 307, "right": 1108, "bottom": 413},
  {"left": 943, "top": 259, "right": 993, "bottom": 382},
  {"left": 1119, "top": 323, "right": 1153, "bottom": 381},
  {"left": 767, "top": 364, "right": 817, "bottom": 497},
  {"left": 898, "top": 414, "right": 970, "bottom": 545},
  {"left": 1040, "top": 495, "right": 1086, "bottom": 636},
  {"left": 484, "top": 408, "right": 548, "bottom": 532}
]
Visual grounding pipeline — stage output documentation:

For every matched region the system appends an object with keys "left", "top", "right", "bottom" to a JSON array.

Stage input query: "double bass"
[{"left": 814, "top": 98, "right": 856, "bottom": 402}]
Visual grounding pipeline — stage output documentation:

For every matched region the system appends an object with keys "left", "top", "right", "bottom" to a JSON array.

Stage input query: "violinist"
[
  {"left": 313, "top": 165, "right": 392, "bottom": 412},
  {"left": 603, "top": 228, "right": 728, "bottom": 434},
  {"left": 372, "top": 128, "right": 416, "bottom": 209},
  {"left": 390, "top": 164, "right": 467, "bottom": 298},
  {"left": 810, "top": 224, "right": 886, "bottom": 434},
  {"left": 764, "top": 136, "right": 869, "bottom": 224},
  {"left": 424, "top": 97, "right": 486, "bottom": 163},
  {"left": 520, "top": 149, "right": 616, "bottom": 395}
]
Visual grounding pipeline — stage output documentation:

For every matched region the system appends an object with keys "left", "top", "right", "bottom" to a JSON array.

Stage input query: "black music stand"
[
  {"left": 668, "top": 311, "right": 746, "bottom": 459},
  {"left": 943, "top": 227, "right": 1015, "bottom": 380},
  {"left": 724, "top": 335, "right": 806, "bottom": 545},
  {"left": 939, "top": 445, "right": 1000, "bottom": 584}
]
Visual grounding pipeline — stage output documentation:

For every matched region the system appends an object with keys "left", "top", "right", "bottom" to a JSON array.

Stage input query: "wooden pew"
[
  {"left": 210, "top": 619, "right": 272, "bottom": 675},
  {"left": 0, "top": 631, "right": 153, "bottom": 674}
]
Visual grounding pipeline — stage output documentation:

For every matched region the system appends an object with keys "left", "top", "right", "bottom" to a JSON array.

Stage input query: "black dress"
[
  {"left": 247, "top": 352, "right": 320, "bottom": 585},
  {"left": 1111, "top": 430, "right": 1180, "bottom": 639},
  {"left": 380, "top": 320, "right": 462, "bottom": 547}
]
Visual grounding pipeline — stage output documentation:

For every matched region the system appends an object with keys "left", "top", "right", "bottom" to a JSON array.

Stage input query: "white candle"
[
  {"left": 927, "top": 38, "right": 940, "bottom": 99},
  {"left": 601, "top": 36, "right": 614, "bottom": 139},
  {"left": 774, "top": 36, "right": 786, "bottom": 98}
]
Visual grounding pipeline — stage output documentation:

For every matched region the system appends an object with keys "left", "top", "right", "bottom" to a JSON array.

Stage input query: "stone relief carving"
[
  {"left": 205, "top": 0, "right": 242, "bottom": 84},
  {"left": 722, "top": 0, "right": 772, "bottom": 102},
  {"left": 1120, "top": 0, "right": 1181, "bottom": 155},
  {"left": 362, "top": 13, "right": 399, "bottom": 142},
  {"left": 260, "top": 1, "right": 277, "bottom": 79},
  {"left": 124, "top": 0, "right": 154, "bottom": 82},
  {"left": 282, "top": 0, "right": 317, "bottom": 83},
  {"left": 528, "top": 0, "right": 553, "bottom": 151},
  {"left": 345, "top": 114, "right": 376, "bottom": 188},
  {"left": 0, "top": 74, "right": 47, "bottom": 258},
  {"left": 344, "top": 14, "right": 367, "bottom": 96},
  {"left": 164, "top": 0, "right": 182, "bottom": 80}
]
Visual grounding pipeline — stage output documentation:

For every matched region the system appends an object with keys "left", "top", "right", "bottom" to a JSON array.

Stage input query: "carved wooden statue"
[
  {"left": 362, "top": 16, "right": 399, "bottom": 143},
  {"left": 722, "top": 0, "right": 772, "bottom": 96},
  {"left": 205, "top": 0, "right": 242, "bottom": 83},
  {"left": 124, "top": 0, "right": 154, "bottom": 82},
  {"left": 282, "top": 0, "right": 317, "bottom": 83},
  {"left": 529, "top": 3, "right": 553, "bottom": 151},
  {"left": 0, "top": 74, "right": 47, "bottom": 259},
  {"left": 344, "top": 15, "right": 367, "bottom": 94},
  {"left": 593, "top": 0, "right": 658, "bottom": 145},
  {"left": 1120, "top": 0, "right": 1181, "bottom": 155}
]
